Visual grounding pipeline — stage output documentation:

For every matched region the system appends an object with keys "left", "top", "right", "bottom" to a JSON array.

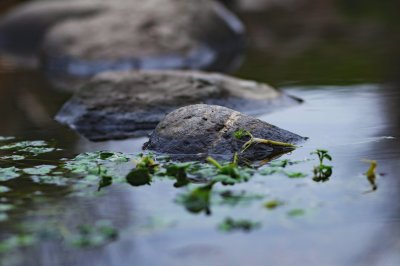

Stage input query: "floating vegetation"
[
  {"left": 264, "top": 200, "right": 285, "bottom": 210},
  {"left": 0, "top": 167, "right": 20, "bottom": 181},
  {"left": 0, "top": 234, "right": 36, "bottom": 253},
  {"left": 287, "top": 209, "right": 305, "bottom": 217},
  {"left": 177, "top": 183, "right": 214, "bottom": 215},
  {"left": 1, "top": 135, "right": 375, "bottom": 254},
  {"left": 68, "top": 221, "right": 118, "bottom": 248},
  {"left": 234, "top": 129, "right": 297, "bottom": 153},
  {"left": 0, "top": 220, "right": 118, "bottom": 253},
  {"left": 311, "top": 149, "right": 333, "bottom": 182},
  {"left": 0, "top": 186, "right": 10, "bottom": 193},
  {"left": 218, "top": 190, "right": 264, "bottom": 207},
  {"left": 362, "top": 159, "right": 378, "bottom": 191},
  {"left": 218, "top": 217, "right": 261, "bottom": 232},
  {"left": 0, "top": 203, "right": 14, "bottom": 222},
  {"left": 23, "top": 165, "right": 57, "bottom": 175}
]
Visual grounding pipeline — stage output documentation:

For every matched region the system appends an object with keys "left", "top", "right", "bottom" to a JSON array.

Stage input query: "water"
[{"left": 1, "top": 1, "right": 400, "bottom": 266}]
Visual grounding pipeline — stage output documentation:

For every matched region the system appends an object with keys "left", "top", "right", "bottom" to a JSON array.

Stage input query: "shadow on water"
[{"left": 0, "top": 0, "right": 400, "bottom": 266}]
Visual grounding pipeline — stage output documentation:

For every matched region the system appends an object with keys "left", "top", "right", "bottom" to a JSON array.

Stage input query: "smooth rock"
[
  {"left": 144, "top": 104, "right": 306, "bottom": 161},
  {"left": 43, "top": 0, "right": 244, "bottom": 76},
  {"left": 0, "top": 0, "right": 244, "bottom": 73},
  {"left": 55, "top": 70, "right": 301, "bottom": 141}
]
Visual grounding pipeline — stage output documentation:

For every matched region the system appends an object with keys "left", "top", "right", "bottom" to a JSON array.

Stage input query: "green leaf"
[
  {"left": 0, "top": 186, "right": 10, "bottom": 193},
  {"left": 166, "top": 163, "right": 192, "bottom": 188},
  {"left": 98, "top": 176, "right": 113, "bottom": 191},
  {"left": 218, "top": 217, "right": 261, "bottom": 232},
  {"left": 264, "top": 200, "right": 285, "bottom": 209},
  {"left": 284, "top": 171, "right": 308, "bottom": 178},
  {"left": 0, "top": 155, "right": 25, "bottom": 161},
  {"left": 0, "top": 167, "right": 20, "bottom": 181},
  {"left": 0, "top": 136, "right": 15, "bottom": 142},
  {"left": 233, "top": 129, "right": 251, "bottom": 139},
  {"left": 176, "top": 184, "right": 213, "bottom": 215},
  {"left": 126, "top": 168, "right": 152, "bottom": 186},
  {"left": 23, "top": 165, "right": 56, "bottom": 175},
  {"left": 288, "top": 209, "right": 305, "bottom": 217}
]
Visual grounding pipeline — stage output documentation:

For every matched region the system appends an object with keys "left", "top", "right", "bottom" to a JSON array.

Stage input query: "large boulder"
[
  {"left": 144, "top": 104, "right": 306, "bottom": 161},
  {"left": 0, "top": 0, "right": 244, "bottom": 73},
  {"left": 55, "top": 70, "right": 300, "bottom": 141}
]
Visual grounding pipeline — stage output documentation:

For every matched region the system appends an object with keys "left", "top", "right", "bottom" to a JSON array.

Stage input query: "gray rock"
[
  {"left": 0, "top": 0, "right": 244, "bottom": 72},
  {"left": 43, "top": 0, "right": 244, "bottom": 76},
  {"left": 55, "top": 70, "right": 301, "bottom": 141},
  {"left": 144, "top": 104, "right": 306, "bottom": 161}
]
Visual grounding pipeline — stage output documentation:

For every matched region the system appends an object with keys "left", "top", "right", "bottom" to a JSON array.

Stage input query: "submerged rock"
[
  {"left": 0, "top": 0, "right": 244, "bottom": 73},
  {"left": 56, "top": 70, "right": 300, "bottom": 141},
  {"left": 144, "top": 104, "right": 306, "bottom": 161}
]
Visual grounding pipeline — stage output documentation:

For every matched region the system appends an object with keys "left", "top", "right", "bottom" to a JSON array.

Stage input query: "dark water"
[{"left": 1, "top": 1, "right": 400, "bottom": 266}]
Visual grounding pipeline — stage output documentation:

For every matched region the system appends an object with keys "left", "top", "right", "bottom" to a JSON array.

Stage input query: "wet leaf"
[
  {"left": 23, "top": 165, "right": 56, "bottom": 176},
  {"left": 0, "top": 204, "right": 14, "bottom": 212},
  {"left": 0, "top": 155, "right": 25, "bottom": 161},
  {"left": 264, "top": 200, "right": 285, "bottom": 209},
  {"left": 284, "top": 171, "right": 308, "bottom": 178},
  {"left": 176, "top": 184, "right": 213, "bottom": 215},
  {"left": 0, "top": 186, "right": 10, "bottom": 193},
  {"left": 218, "top": 217, "right": 261, "bottom": 232},
  {"left": 126, "top": 168, "right": 152, "bottom": 186},
  {"left": 0, "top": 235, "right": 36, "bottom": 253},
  {"left": 288, "top": 209, "right": 305, "bottom": 217},
  {"left": 30, "top": 175, "right": 68, "bottom": 186},
  {"left": 98, "top": 176, "right": 113, "bottom": 191},
  {"left": 219, "top": 190, "right": 264, "bottom": 206},
  {"left": 68, "top": 221, "right": 118, "bottom": 248},
  {"left": 0, "top": 167, "right": 20, "bottom": 181},
  {"left": 166, "top": 163, "right": 192, "bottom": 188},
  {"left": 0, "top": 136, "right": 15, "bottom": 142}
]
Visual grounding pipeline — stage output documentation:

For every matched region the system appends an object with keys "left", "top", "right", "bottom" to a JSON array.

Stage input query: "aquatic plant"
[
  {"left": 311, "top": 149, "right": 333, "bottom": 182},
  {"left": 362, "top": 159, "right": 377, "bottom": 191},
  {"left": 218, "top": 217, "right": 261, "bottom": 232},
  {"left": 234, "top": 129, "right": 296, "bottom": 153}
]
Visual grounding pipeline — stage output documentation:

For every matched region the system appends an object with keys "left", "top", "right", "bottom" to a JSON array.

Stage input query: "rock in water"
[
  {"left": 144, "top": 104, "right": 306, "bottom": 161},
  {"left": 0, "top": 0, "right": 244, "bottom": 73},
  {"left": 55, "top": 70, "right": 301, "bottom": 141}
]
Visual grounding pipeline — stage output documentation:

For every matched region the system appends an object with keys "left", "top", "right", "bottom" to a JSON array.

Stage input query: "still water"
[
  {"left": 1, "top": 1, "right": 400, "bottom": 266},
  {"left": 1, "top": 75, "right": 399, "bottom": 266}
]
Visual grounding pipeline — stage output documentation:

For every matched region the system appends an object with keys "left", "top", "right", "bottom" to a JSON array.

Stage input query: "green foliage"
[
  {"left": 0, "top": 155, "right": 25, "bottom": 161},
  {"left": 285, "top": 171, "right": 308, "bottom": 178},
  {"left": 0, "top": 167, "right": 20, "bottom": 181},
  {"left": 218, "top": 217, "right": 261, "bottom": 232},
  {"left": 176, "top": 184, "right": 213, "bottom": 215},
  {"left": 0, "top": 140, "right": 56, "bottom": 155},
  {"left": 0, "top": 186, "right": 10, "bottom": 193},
  {"left": 363, "top": 159, "right": 378, "bottom": 191},
  {"left": 264, "top": 200, "right": 285, "bottom": 210},
  {"left": 206, "top": 156, "right": 253, "bottom": 185},
  {"left": 311, "top": 149, "right": 333, "bottom": 182},
  {"left": 165, "top": 163, "right": 192, "bottom": 188},
  {"left": 233, "top": 129, "right": 251, "bottom": 140},
  {"left": 218, "top": 190, "right": 264, "bottom": 207},
  {"left": 126, "top": 155, "right": 159, "bottom": 187},
  {"left": 0, "top": 136, "right": 15, "bottom": 142},
  {"left": 0, "top": 235, "right": 36, "bottom": 253},
  {"left": 23, "top": 165, "right": 56, "bottom": 175},
  {"left": 287, "top": 209, "right": 305, "bottom": 217},
  {"left": 126, "top": 168, "right": 152, "bottom": 187},
  {"left": 68, "top": 221, "right": 118, "bottom": 248}
]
